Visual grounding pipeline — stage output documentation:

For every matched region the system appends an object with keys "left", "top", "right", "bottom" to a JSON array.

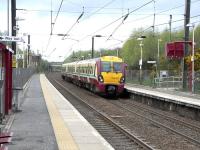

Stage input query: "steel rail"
[
  {"left": 112, "top": 101, "right": 200, "bottom": 147},
  {"left": 118, "top": 99, "right": 200, "bottom": 131},
  {"left": 53, "top": 78, "right": 156, "bottom": 150}
]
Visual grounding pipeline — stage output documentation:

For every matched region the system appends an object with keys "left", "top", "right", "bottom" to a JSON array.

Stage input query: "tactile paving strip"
[{"left": 40, "top": 75, "right": 78, "bottom": 150}]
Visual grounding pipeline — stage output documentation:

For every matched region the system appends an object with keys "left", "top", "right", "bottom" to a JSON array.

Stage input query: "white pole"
[
  {"left": 7, "top": 0, "right": 10, "bottom": 35},
  {"left": 23, "top": 41, "right": 25, "bottom": 68},
  {"left": 140, "top": 41, "right": 143, "bottom": 84},
  {"left": 157, "top": 39, "right": 159, "bottom": 78},
  {"left": 157, "top": 39, "right": 162, "bottom": 78},
  {"left": 191, "top": 25, "right": 195, "bottom": 93}
]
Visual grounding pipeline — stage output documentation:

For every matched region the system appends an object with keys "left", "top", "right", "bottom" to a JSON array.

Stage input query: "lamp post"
[
  {"left": 81, "top": 56, "right": 85, "bottom": 60},
  {"left": 92, "top": 35, "right": 102, "bottom": 58},
  {"left": 186, "top": 23, "right": 195, "bottom": 93},
  {"left": 88, "top": 53, "right": 91, "bottom": 59},
  {"left": 15, "top": 17, "right": 25, "bottom": 68},
  {"left": 137, "top": 36, "right": 146, "bottom": 84},
  {"left": 157, "top": 39, "right": 162, "bottom": 78}
]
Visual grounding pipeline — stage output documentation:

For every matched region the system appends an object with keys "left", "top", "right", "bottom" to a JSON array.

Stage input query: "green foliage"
[
  {"left": 64, "top": 48, "right": 119, "bottom": 63},
  {"left": 194, "top": 25, "right": 200, "bottom": 48},
  {"left": 63, "top": 24, "right": 200, "bottom": 74},
  {"left": 185, "top": 48, "right": 200, "bottom": 71},
  {"left": 121, "top": 25, "right": 200, "bottom": 73},
  {"left": 122, "top": 30, "right": 159, "bottom": 69},
  {"left": 36, "top": 59, "right": 49, "bottom": 72}
]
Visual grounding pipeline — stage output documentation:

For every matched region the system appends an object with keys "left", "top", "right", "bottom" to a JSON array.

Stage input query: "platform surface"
[
  {"left": 7, "top": 74, "right": 113, "bottom": 150},
  {"left": 125, "top": 83, "right": 200, "bottom": 109},
  {"left": 8, "top": 74, "right": 58, "bottom": 150},
  {"left": 40, "top": 74, "right": 114, "bottom": 150}
]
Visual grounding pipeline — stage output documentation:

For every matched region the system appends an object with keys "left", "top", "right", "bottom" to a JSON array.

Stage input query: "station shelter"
[{"left": 0, "top": 42, "right": 13, "bottom": 117}]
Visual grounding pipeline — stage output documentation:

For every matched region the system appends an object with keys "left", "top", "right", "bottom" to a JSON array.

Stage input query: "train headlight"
[
  {"left": 98, "top": 75, "right": 104, "bottom": 83},
  {"left": 120, "top": 76, "right": 125, "bottom": 83}
]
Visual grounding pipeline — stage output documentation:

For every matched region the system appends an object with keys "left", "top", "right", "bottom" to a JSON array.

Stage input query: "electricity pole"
[
  {"left": 183, "top": 0, "right": 191, "bottom": 90},
  {"left": 169, "top": 14, "right": 172, "bottom": 41},
  {"left": 27, "top": 35, "right": 30, "bottom": 66},
  {"left": 11, "top": 0, "right": 16, "bottom": 54}
]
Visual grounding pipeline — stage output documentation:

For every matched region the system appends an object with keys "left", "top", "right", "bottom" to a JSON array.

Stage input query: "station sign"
[
  {"left": 147, "top": 61, "right": 156, "bottom": 64},
  {"left": 12, "top": 55, "right": 16, "bottom": 68},
  {"left": 16, "top": 54, "right": 24, "bottom": 60},
  {"left": 0, "top": 36, "right": 23, "bottom": 42},
  {"left": 139, "top": 59, "right": 142, "bottom": 66}
]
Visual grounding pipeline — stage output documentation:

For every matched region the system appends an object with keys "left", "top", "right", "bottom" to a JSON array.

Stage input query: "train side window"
[
  {"left": 90, "top": 66, "right": 92, "bottom": 75},
  {"left": 93, "top": 65, "right": 95, "bottom": 76},
  {"left": 94, "top": 64, "right": 97, "bottom": 76},
  {"left": 89, "top": 66, "right": 91, "bottom": 74},
  {"left": 93, "top": 66, "right": 95, "bottom": 75}
]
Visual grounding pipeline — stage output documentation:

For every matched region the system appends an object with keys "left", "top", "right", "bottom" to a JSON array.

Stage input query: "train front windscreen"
[
  {"left": 101, "top": 61, "right": 122, "bottom": 73},
  {"left": 100, "top": 61, "right": 123, "bottom": 84}
]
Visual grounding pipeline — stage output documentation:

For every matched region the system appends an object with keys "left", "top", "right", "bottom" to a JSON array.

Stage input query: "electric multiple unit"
[{"left": 61, "top": 56, "right": 126, "bottom": 96}]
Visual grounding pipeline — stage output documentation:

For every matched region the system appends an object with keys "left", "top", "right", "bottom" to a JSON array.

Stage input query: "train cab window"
[
  {"left": 113, "top": 62, "right": 122, "bottom": 72},
  {"left": 101, "top": 61, "right": 111, "bottom": 72},
  {"left": 86, "top": 67, "right": 88, "bottom": 74}
]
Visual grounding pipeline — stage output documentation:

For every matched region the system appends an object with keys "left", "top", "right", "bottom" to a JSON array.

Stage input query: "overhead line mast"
[
  {"left": 183, "top": 0, "right": 191, "bottom": 90},
  {"left": 11, "top": 0, "right": 16, "bottom": 54},
  {"left": 46, "top": 0, "right": 64, "bottom": 52}
]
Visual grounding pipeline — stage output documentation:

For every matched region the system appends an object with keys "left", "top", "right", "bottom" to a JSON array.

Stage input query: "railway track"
[
  {"left": 117, "top": 99, "right": 200, "bottom": 131},
  {"left": 47, "top": 76, "right": 157, "bottom": 150},
  {"left": 111, "top": 99, "right": 200, "bottom": 147},
  {"left": 46, "top": 73, "right": 200, "bottom": 149}
]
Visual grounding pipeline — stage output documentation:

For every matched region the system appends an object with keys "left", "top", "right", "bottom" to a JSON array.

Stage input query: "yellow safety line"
[{"left": 40, "top": 75, "right": 78, "bottom": 150}]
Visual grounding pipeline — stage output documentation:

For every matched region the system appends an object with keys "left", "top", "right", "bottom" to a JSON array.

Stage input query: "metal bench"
[
  {"left": 0, "top": 146, "right": 8, "bottom": 150},
  {"left": 0, "top": 132, "right": 13, "bottom": 150},
  {"left": 0, "top": 132, "right": 13, "bottom": 138}
]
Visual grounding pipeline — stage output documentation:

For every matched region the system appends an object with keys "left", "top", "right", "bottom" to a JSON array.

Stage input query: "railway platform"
[
  {"left": 125, "top": 83, "right": 200, "bottom": 120},
  {"left": 5, "top": 74, "right": 114, "bottom": 150},
  {"left": 125, "top": 83, "right": 200, "bottom": 108}
]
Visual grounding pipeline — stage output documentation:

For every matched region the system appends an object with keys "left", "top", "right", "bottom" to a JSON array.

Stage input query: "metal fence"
[
  {"left": 126, "top": 69, "right": 158, "bottom": 86},
  {"left": 126, "top": 69, "right": 200, "bottom": 94},
  {"left": 13, "top": 67, "right": 35, "bottom": 89},
  {"left": 154, "top": 76, "right": 182, "bottom": 89},
  {"left": 195, "top": 71, "right": 200, "bottom": 94},
  {"left": 12, "top": 67, "right": 35, "bottom": 111}
]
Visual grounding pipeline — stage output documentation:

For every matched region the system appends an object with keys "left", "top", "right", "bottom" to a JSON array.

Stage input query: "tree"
[{"left": 185, "top": 48, "right": 200, "bottom": 71}]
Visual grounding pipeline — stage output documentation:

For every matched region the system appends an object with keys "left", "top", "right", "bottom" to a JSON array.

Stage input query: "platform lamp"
[
  {"left": 92, "top": 35, "right": 102, "bottom": 58},
  {"left": 157, "top": 39, "right": 162, "bottom": 78},
  {"left": 186, "top": 23, "right": 195, "bottom": 93},
  {"left": 137, "top": 35, "right": 146, "bottom": 84}
]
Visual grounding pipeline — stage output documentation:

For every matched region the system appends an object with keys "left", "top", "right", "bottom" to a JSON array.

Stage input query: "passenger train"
[{"left": 61, "top": 56, "right": 127, "bottom": 96}]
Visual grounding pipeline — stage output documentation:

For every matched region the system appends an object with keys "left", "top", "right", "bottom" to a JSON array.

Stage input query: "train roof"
[
  {"left": 100, "top": 56, "right": 123, "bottom": 62},
  {"left": 62, "top": 56, "right": 123, "bottom": 66}
]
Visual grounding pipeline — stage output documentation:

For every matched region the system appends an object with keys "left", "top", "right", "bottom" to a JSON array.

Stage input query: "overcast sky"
[{"left": 0, "top": 0, "right": 199, "bottom": 62}]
